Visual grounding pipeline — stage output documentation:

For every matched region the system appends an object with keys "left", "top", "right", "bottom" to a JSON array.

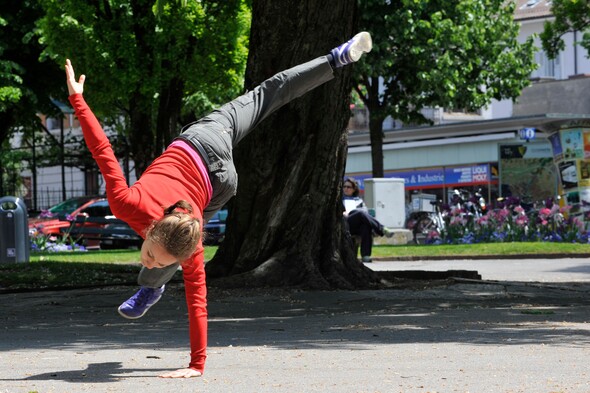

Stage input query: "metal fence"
[
  {"left": 1, "top": 187, "right": 90, "bottom": 216},
  {"left": 35, "top": 189, "right": 91, "bottom": 212}
]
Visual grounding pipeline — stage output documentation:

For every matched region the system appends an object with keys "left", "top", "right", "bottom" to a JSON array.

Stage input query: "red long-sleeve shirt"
[{"left": 69, "top": 93, "right": 208, "bottom": 373}]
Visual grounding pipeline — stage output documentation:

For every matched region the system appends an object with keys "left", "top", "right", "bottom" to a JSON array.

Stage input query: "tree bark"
[
  {"left": 156, "top": 76, "right": 184, "bottom": 153},
  {"left": 128, "top": 93, "right": 156, "bottom": 176},
  {"left": 205, "top": 0, "right": 383, "bottom": 289},
  {"left": 369, "top": 115, "right": 385, "bottom": 178},
  {"left": 357, "top": 75, "right": 386, "bottom": 178}
]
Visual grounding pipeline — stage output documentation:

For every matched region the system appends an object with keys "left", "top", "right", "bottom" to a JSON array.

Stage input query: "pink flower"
[
  {"left": 515, "top": 215, "right": 528, "bottom": 226},
  {"left": 497, "top": 208, "right": 510, "bottom": 222},
  {"left": 514, "top": 206, "right": 525, "bottom": 214},
  {"left": 539, "top": 208, "right": 551, "bottom": 218},
  {"left": 450, "top": 216, "right": 464, "bottom": 226},
  {"left": 573, "top": 217, "right": 585, "bottom": 232},
  {"left": 427, "top": 230, "right": 440, "bottom": 239},
  {"left": 451, "top": 207, "right": 463, "bottom": 216},
  {"left": 40, "top": 210, "right": 55, "bottom": 219},
  {"left": 477, "top": 217, "right": 488, "bottom": 226}
]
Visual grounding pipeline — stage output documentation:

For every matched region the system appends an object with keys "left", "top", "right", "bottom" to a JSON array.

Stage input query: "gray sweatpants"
[{"left": 138, "top": 55, "right": 335, "bottom": 288}]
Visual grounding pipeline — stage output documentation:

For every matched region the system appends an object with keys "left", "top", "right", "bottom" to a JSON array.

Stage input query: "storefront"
[
  {"left": 345, "top": 114, "right": 589, "bottom": 213},
  {"left": 347, "top": 163, "right": 498, "bottom": 207}
]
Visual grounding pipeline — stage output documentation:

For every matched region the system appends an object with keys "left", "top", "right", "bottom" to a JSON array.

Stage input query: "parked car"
[
  {"left": 99, "top": 222, "right": 143, "bottom": 250},
  {"left": 203, "top": 209, "right": 228, "bottom": 245},
  {"left": 28, "top": 195, "right": 105, "bottom": 227},
  {"left": 29, "top": 197, "right": 110, "bottom": 246},
  {"left": 29, "top": 197, "right": 141, "bottom": 250}
]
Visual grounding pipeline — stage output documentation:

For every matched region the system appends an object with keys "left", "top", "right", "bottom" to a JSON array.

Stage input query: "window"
[
  {"left": 348, "top": 106, "right": 369, "bottom": 132},
  {"left": 443, "top": 106, "right": 482, "bottom": 115},
  {"left": 532, "top": 50, "right": 561, "bottom": 79},
  {"left": 521, "top": 0, "right": 541, "bottom": 8},
  {"left": 45, "top": 117, "right": 58, "bottom": 130}
]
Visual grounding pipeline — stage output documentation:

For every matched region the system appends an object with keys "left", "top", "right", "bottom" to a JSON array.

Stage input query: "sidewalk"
[
  {"left": 2, "top": 261, "right": 590, "bottom": 392},
  {"left": 368, "top": 256, "right": 590, "bottom": 282}
]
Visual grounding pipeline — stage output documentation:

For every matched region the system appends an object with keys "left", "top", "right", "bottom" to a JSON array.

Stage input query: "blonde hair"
[{"left": 145, "top": 200, "right": 201, "bottom": 261}]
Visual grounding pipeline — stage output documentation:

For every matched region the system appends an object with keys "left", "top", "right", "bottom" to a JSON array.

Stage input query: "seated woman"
[{"left": 342, "top": 177, "right": 392, "bottom": 262}]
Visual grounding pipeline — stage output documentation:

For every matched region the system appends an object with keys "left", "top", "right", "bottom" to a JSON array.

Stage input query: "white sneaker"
[{"left": 330, "top": 32, "right": 373, "bottom": 68}]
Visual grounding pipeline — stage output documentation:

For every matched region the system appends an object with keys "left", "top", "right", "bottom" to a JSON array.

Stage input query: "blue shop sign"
[
  {"left": 444, "top": 164, "right": 489, "bottom": 185},
  {"left": 393, "top": 168, "right": 445, "bottom": 188},
  {"left": 519, "top": 127, "right": 536, "bottom": 141},
  {"left": 346, "top": 164, "right": 491, "bottom": 191}
]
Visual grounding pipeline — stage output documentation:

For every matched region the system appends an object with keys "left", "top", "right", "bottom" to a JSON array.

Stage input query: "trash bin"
[{"left": 0, "top": 196, "right": 30, "bottom": 263}]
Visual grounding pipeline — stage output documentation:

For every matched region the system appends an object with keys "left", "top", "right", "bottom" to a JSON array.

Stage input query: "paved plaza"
[{"left": 2, "top": 257, "right": 590, "bottom": 392}]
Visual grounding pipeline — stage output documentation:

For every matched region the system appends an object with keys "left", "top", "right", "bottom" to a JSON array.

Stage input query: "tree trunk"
[
  {"left": 128, "top": 93, "right": 156, "bottom": 176},
  {"left": 0, "top": 112, "right": 15, "bottom": 149},
  {"left": 156, "top": 76, "right": 184, "bottom": 152},
  {"left": 205, "top": 0, "right": 383, "bottom": 289},
  {"left": 369, "top": 115, "right": 385, "bottom": 178},
  {"left": 360, "top": 75, "right": 386, "bottom": 178}
]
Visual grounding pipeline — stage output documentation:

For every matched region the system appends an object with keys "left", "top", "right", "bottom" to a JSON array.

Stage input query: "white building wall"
[
  {"left": 486, "top": 12, "right": 590, "bottom": 121},
  {"left": 346, "top": 137, "right": 516, "bottom": 174},
  {"left": 21, "top": 166, "right": 85, "bottom": 208},
  {"left": 518, "top": 17, "right": 590, "bottom": 80},
  {"left": 491, "top": 98, "right": 513, "bottom": 119}
]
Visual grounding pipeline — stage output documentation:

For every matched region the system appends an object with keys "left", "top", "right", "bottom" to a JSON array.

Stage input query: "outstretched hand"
[
  {"left": 159, "top": 368, "right": 202, "bottom": 378},
  {"left": 65, "top": 59, "right": 85, "bottom": 96}
]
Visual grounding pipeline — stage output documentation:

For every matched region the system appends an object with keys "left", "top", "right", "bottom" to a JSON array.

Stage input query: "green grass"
[
  {"left": 1, "top": 242, "right": 589, "bottom": 291},
  {"left": 371, "top": 242, "right": 590, "bottom": 258},
  {"left": 1, "top": 248, "right": 219, "bottom": 291},
  {"left": 28, "top": 247, "right": 219, "bottom": 263}
]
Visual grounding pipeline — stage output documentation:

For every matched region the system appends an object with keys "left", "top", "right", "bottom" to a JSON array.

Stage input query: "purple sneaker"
[
  {"left": 330, "top": 31, "right": 373, "bottom": 68},
  {"left": 118, "top": 285, "right": 165, "bottom": 319}
]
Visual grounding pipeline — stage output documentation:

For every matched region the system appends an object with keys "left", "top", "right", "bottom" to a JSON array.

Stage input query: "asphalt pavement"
[{"left": 2, "top": 257, "right": 590, "bottom": 393}]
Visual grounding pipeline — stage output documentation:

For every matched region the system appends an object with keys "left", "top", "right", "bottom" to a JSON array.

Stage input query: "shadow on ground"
[{"left": 2, "top": 280, "right": 590, "bottom": 357}]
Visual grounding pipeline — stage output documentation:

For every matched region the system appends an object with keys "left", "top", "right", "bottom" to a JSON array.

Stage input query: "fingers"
[
  {"left": 65, "top": 59, "right": 73, "bottom": 77},
  {"left": 65, "top": 58, "right": 85, "bottom": 95},
  {"left": 158, "top": 368, "right": 202, "bottom": 378},
  {"left": 65, "top": 59, "right": 84, "bottom": 81}
]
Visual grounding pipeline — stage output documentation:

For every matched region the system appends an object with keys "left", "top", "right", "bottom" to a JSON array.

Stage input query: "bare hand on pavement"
[{"left": 159, "top": 368, "right": 202, "bottom": 378}]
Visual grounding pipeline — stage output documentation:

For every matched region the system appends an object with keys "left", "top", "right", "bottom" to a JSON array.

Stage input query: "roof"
[
  {"left": 348, "top": 114, "right": 590, "bottom": 147},
  {"left": 513, "top": 0, "right": 553, "bottom": 21}
]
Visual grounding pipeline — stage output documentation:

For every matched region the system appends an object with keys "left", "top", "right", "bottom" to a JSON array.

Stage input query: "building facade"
[{"left": 345, "top": 0, "right": 590, "bottom": 214}]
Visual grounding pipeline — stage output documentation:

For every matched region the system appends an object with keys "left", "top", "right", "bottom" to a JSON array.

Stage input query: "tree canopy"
[
  {"left": 0, "top": 0, "right": 64, "bottom": 141},
  {"left": 0, "top": 0, "right": 65, "bottom": 196},
  {"left": 37, "top": 0, "right": 250, "bottom": 175},
  {"left": 541, "top": 0, "right": 590, "bottom": 59},
  {"left": 355, "top": 0, "right": 538, "bottom": 177}
]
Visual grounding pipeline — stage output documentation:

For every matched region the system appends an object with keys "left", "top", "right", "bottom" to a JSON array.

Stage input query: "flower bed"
[{"left": 426, "top": 197, "right": 589, "bottom": 244}]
